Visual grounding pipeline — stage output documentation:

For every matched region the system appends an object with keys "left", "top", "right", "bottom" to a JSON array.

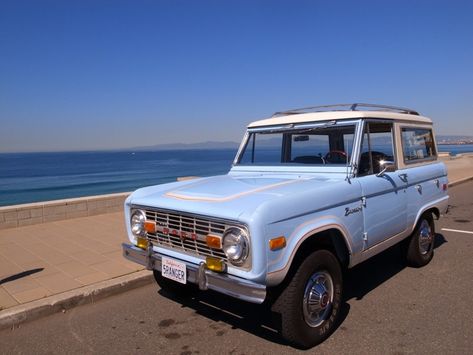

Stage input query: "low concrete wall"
[{"left": 0, "top": 192, "right": 130, "bottom": 230}]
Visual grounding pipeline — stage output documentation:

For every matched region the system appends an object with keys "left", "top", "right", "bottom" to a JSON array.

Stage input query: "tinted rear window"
[{"left": 401, "top": 127, "right": 437, "bottom": 163}]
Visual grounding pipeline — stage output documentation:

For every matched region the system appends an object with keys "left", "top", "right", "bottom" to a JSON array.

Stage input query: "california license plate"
[{"left": 161, "top": 257, "right": 187, "bottom": 284}]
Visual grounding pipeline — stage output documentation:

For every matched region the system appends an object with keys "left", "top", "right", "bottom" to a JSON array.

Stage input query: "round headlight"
[
  {"left": 222, "top": 227, "right": 249, "bottom": 265},
  {"left": 131, "top": 210, "right": 146, "bottom": 237}
]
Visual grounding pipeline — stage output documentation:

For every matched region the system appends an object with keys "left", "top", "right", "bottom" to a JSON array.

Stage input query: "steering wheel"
[{"left": 324, "top": 150, "right": 347, "bottom": 164}]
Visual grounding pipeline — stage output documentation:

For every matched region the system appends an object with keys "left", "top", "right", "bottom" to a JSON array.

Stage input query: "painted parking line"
[{"left": 441, "top": 228, "right": 473, "bottom": 235}]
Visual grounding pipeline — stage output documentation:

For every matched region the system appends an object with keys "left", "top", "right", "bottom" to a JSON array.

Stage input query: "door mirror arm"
[{"left": 376, "top": 160, "right": 396, "bottom": 177}]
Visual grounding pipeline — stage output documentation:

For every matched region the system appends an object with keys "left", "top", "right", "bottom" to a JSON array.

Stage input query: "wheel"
[
  {"left": 405, "top": 213, "right": 435, "bottom": 267},
  {"left": 272, "top": 250, "right": 343, "bottom": 349},
  {"left": 153, "top": 270, "right": 197, "bottom": 297}
]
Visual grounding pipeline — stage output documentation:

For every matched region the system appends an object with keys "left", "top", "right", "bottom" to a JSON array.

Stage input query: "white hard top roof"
[{"left": 248, "top": 104, "right": 432, "bottom": 128}]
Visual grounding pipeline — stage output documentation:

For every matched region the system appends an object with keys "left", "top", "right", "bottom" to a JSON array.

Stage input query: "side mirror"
[{"left": 376, "top": 160, "right": 396, "bottom": 177}]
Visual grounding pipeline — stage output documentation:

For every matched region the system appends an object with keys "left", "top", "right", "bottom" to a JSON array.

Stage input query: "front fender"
[{"left": 265, "top": 215, "right": 353, "bottom": 286}]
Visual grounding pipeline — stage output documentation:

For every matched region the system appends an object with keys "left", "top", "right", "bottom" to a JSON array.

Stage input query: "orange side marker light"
[{"left": 269, "top": 236, "right": 286, "bottom": 251}]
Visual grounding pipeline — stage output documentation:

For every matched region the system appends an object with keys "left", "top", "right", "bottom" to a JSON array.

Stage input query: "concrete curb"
[
  {"left": 0, "top": 270, "right": 153, "bottom": 331},
  {"left": 448, "top": 175, "right": 473, "bottom": 188}
]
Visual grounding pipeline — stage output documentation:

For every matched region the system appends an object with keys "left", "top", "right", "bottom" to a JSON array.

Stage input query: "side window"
[
  {"left": 358, "top": 122, "right": 395, "bottom": 176},
  {"left": 401, "top": 127, "right": 437, "bottom": 163}
]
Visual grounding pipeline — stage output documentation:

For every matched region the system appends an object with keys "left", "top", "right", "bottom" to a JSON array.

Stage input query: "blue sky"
[{"left": 1, "top": 0, "right": 472, "bottom": 152}]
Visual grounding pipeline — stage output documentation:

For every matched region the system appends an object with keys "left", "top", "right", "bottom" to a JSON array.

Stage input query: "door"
[{"left": 357, "top": 122, "right": 408, "bottom": 249}]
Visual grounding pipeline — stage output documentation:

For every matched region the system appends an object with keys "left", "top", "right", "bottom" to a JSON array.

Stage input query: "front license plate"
[{"left": 161, "top": 257, "right": 187, "bottom": 284}]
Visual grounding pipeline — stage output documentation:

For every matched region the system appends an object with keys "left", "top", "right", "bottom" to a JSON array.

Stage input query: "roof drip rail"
[{"left": 272, "top": 103, "right": 420, "bottom": 117}]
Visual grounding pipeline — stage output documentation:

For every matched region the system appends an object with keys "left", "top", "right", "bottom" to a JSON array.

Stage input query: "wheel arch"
[
  {"left": 266, "top": 225, "right": 352, "bottom": 286},
  {"left": 292, "top": 228, "right": 351, "bottom": 269},
  {"left": 411, "top": 195, "right": 448, "bottom": 234},
  {"left": 412, "top": 206, "right": 440, "bottom": 234}
]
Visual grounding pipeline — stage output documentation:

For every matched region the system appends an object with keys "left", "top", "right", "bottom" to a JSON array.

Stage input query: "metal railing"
[{"left": 272, "top": 103, "right": 420, "bottom": 117}]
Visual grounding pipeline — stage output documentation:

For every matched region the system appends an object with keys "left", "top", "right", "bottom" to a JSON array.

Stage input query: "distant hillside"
[{"left": 129, "top": 141, "right": 240, "bottom": 151}]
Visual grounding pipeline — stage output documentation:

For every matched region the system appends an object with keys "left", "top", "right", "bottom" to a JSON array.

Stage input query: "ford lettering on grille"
[{"left": 144, "top": 209, "right": 228, "bottom": 260}]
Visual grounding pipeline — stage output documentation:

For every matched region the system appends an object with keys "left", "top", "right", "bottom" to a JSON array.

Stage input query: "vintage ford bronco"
[{"left": 122, "top": 103, "right": 449, "bottom": 348}]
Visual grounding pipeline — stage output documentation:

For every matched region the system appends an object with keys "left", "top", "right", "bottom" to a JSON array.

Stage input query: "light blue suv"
[{"left": 122, "top": 103, "right": 449, "bottom": 348}]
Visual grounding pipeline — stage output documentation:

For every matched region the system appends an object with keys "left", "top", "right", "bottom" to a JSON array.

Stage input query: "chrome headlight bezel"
[
  {"left": 130, "top": 209, "right": 147, "bottom": 238},
  {"left": 222, "top": 226, "right": 250, "bottom": 266}
]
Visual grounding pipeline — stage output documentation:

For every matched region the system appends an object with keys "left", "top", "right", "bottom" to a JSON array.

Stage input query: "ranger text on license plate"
[{"left": 161, "top": 257, "right": 187, "bottom": 284}]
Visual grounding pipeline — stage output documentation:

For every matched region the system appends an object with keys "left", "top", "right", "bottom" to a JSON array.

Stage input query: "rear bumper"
[{"left": 122, "top": 243, "right": 266, "bottom": 304}]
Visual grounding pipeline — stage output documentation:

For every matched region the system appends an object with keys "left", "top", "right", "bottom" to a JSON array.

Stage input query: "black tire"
[
  {"left": 272, "top": 250, "right": 343, "bottom": 349},
  {"left": 406, "top": 213, "right": 435, "bottom": 267},
  {"left": 153, "top": 270, "right": 198, "bottom": 297}
]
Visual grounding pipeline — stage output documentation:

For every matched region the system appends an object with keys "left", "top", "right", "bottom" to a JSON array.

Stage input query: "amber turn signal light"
[
  {"left": 206, "top": 257, "right": 226, "bottom": 272},
  {"left": 136, "top": 237, "right": 148, "bottom": 249},
  {"left": 144, "top": 221, "right": 156, "bottom": 233},
  {"left": 206, "top": 234, "right": 222, "bottom": 249},
  {"left": 269, "top": 236, "right": 286, "bottom": 251}
]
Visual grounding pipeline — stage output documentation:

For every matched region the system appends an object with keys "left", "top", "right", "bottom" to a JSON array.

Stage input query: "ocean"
[
  {"left": 437, "top": 144, "right": 473, "bottom": 155},
  {"left": 1, "top": 145, "right": 472, "bottom": 207},
  {"left": 0, "top": 149, "right": 236, "bottom": 207}
]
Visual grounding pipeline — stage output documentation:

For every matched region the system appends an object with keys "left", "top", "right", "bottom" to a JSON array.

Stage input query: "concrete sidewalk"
[
  {"left": 0, "top": 212, "right": 144, "bottom": 312},
  {"left": 0, "top": 154, "right": 472, "bottom": 328},
  {"left": 441, "top": 153, "right": 473, "bottom": 185}
]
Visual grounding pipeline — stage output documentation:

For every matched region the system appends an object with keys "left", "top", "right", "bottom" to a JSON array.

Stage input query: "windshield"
[{"left": 236, "top": 124, "right": 356, "bottom": 166}]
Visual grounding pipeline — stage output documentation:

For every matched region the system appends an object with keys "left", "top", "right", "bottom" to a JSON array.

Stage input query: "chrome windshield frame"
[{"left": 232, "top": 119, "right": 363, "bottom": 170}]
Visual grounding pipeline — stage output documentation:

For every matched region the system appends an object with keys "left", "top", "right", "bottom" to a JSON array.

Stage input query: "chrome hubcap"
[
  {"left": 419, "top": 219, "right": 433, "bottom": 255},
  {"left": 303, "top": 271, "right": 334, "bottom": 327}
]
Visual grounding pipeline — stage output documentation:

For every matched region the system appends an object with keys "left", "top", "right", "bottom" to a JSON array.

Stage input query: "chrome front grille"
[{"left": 144, "top": 209, "right": 228, "bottom": 260}]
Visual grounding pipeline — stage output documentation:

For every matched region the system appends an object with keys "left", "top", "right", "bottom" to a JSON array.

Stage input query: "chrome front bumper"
[{"left": 122, "top": 243, "right": 266, "bottom": 304}]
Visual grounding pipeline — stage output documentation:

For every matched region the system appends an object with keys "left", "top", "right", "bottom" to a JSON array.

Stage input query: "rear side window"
[{"left": 401, "top": 127, "right": 437, "bottom": 163}]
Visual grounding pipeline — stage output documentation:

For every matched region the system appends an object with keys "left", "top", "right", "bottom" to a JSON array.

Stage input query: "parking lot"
[{"left": 1, "top": 180, "right": 472, "bottom": 354}]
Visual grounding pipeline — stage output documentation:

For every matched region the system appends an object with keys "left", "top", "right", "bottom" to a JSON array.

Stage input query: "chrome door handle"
[{"left": 415, "top": 184, "right": 423, "bottom": 194}]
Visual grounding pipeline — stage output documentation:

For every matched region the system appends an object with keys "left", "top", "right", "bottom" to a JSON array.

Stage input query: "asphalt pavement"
[{"left": 1, "top": 180, "right": 472, "bottom": 354}]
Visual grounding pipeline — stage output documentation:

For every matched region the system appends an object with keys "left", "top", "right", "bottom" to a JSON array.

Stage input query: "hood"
[
  {"left": 164, "top": 175, "right": 301, "bottom": 202},
  {"left": 128, "top": 173, "right": 344, "bottom": 222}
]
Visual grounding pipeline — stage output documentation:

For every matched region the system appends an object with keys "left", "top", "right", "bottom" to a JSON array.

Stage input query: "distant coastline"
[
  {"left": 437, "top": 135, "right": 473, "bottom": 146},
  {"left": 128, "top": 135, "right": 473, "bottom": 152},
  {"left": 437, "top": 141, "right": 473, "bottom": 145},
  {"left": 127, "top": 140, "right": 240, "bottom": 152}
]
